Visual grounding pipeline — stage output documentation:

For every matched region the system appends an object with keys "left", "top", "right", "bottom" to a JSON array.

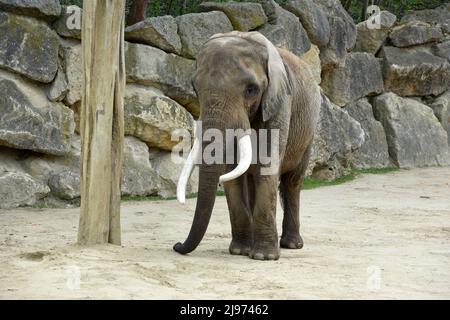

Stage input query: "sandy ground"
[{"left": 0, "top": 167, "right": 449, "bottom": 300}]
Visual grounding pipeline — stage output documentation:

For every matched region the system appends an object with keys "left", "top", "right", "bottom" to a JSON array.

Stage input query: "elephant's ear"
[{"left": 244, "top": 32, "right": 291, "bottom": 122}]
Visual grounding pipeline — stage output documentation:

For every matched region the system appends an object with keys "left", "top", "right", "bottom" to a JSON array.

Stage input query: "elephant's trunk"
[{"left": 173, "top": 163, "right": 220, "bottom": 254}]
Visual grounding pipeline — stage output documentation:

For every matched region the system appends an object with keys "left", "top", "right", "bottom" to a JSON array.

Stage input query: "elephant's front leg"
[
  {"left": 223, "top": 174, "right": 253, "bottom": 256},
  {"left": 251, "top": 174, "right": 279, "bottom": 260}
]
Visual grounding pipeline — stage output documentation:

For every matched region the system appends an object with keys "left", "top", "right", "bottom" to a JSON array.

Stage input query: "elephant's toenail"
[
  {"left": 267, "top": 254, "right": 276, "bottom": 260},
  {"left": 254, "top": 253, "right": 264, "bottom": 260}
]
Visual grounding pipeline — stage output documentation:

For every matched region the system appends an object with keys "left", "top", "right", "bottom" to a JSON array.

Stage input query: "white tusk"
[
  {"left": 219, "top": 134, "right": 252, "bottom": 184},
  {"left": 177, "top": 137, "right": 200, "bottom": 204}
]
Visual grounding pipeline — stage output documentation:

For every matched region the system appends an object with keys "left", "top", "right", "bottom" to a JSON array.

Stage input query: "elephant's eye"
[{"left": 245, "top": 83, "right": 259, "bottom": 97}]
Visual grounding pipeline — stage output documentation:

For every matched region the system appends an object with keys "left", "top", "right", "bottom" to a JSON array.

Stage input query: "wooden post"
[{"left": 78, "top": 0, "right": 126, "bottom": 245}]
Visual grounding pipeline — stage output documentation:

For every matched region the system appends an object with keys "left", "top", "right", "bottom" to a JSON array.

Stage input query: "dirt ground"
[{"left": 0, "top": 167, "right": 449, "bottom": 299}]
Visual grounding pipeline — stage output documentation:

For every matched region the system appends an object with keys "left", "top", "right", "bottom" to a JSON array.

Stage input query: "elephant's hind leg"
[
  {"left": 279, "top": 144, "right": 312, "bottom": 249},
  {"left": 224, "top": 174, "right": 253, "bottom": 256}
]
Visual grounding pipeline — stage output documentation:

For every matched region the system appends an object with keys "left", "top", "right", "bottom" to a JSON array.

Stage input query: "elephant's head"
[{"left": 174, "top": 31, "right": 291, "bottom": 254}]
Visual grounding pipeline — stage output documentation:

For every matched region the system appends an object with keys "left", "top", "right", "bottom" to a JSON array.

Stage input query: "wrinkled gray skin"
[{"left": 174, "top": 32, "right": 321, "bottom": 260}]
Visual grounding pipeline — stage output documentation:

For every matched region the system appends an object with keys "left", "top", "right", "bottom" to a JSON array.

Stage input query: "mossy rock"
[
  {"left": 200, "top": 2, "right": 267, "bottom": 32},
  {"left": 0, "top": 12, "right": 59, "bottom": 83},
  {"left": 0, "top": 0, "right": 61, "bottom": 22},
  {"left": 0, "top": 72, "right": 75, "bottom": 156}
]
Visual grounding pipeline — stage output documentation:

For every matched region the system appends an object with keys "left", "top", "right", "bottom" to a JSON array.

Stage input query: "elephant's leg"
[
  {"left": 224, "top": 174, "right": 253, "bottom": 256},
  {"left": 280, "top": 145, "right": 312, "bottom": 249},
  {"left": 247, "top": 173, "right": 255, "bottom": 214},
  {"left": 279, "top": 174, "right": 303, "bottom": 249},
  {"left": 250, "top": 174, "right": 279, "bottom": 260}
]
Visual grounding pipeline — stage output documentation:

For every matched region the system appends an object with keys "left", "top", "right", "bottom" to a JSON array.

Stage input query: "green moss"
[
  {"left": 121, "top": 192, "right": 198, "bottom": 202},
  {"left": 302, "top": 167, "right": 400, "bottom": 190},
  {"left": 121, "top": 167, "right": 400, "bottom": 202},
  {"left": 7, "top": 14, "right": 49, "bottom": 51}
]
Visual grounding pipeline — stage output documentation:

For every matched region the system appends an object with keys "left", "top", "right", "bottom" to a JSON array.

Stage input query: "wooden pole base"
[{"left": 78, "top": 0, "right": 126, "bottom": 246}]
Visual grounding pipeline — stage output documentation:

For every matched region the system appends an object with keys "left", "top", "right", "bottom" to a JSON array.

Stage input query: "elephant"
[{"left": 174, "top": 31, "right": 321, "bottom": 260}]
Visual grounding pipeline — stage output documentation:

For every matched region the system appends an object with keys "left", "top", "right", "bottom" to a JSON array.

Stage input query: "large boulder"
[
  {"left": 0, "top": 0, "right": 61, "bottom": 22},
  {"left": 389, "top": 21, "right": 443, "bottom": 48},
  {"left": 401, "top": 3, "right": 450, "bottom": 34},
  {"left": 381, "top": 46, "right": 450, "bottom": 97},
  {"left": 48, "top": 170, "right": 80, "bottom": 200},
  {"left": 0, "top": 12, "right": 59, "bottom": 83},
  {"left": 257, "top": 0, "right": 311, "bottom": 56},
  {"left": 125, "top": 42, "right": 199, "bottom": 115},
  {"left": 60, "top": 40, "right": 82, "bottom": 106},
  {"left": 150, "top": 150, "right": 199, "bottom": 198},
  {"left": 354, "top": 11, "right": 397, "bottom": 54},
  {"left": 121, "top": 136, "right": 159, "bottom": 197},
  {"left": 321, "top": 52, "right": 383, "bottom": 106},
  {"left": 313, "top": 0, "right": 356, "bottom": 70},
  {"left": 308, "top": 93, "right": 364, "bottom": 180},
  {"left": 19, "top": 135, "right": 80, "bottom": 203},
  {"left": 200, "top": 2, "right": 267, "bottom": 32},
  {"left": 53, "top": 5, "right": 82, "bottom": 40},
  {"left": 0, "top": 172, "right": 50, "bottom": 209},
  {"left": 176, "top": 11, "right": 233, "bottom": 59},
  {"left": 428, "top": 91, "right": 450, "bottom": 145},
  {"left": 124, "top": 85, "right": 195, "bottom": 151},
  {"left": 345, "top": 98, "right": 391, "bottom": 168},
  {"left": 282, "top": 0, "right": 330, "bottom": 47},
  {"left": 373, "top": 92, "right": 450, "bottom": 168},
  {"left": 125, "top": 16, "right": 182, "bottom": 54},
  {"left": 0, "top": 71, "right": 75, "bottom": 156}
]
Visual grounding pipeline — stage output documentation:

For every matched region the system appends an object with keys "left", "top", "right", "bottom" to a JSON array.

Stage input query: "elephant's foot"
[
  {"left": 250, "top": 243, "right": 280, "bottom": 261},
  {"left": 229, "top": 239, "right": 252, "bottom": 256},
  {"left": 280, "top": 233, "right": 304, "bottom": 249}
]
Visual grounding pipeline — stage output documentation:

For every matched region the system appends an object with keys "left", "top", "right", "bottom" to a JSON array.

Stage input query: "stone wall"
[{"left": 0, "top": 0, "right": 449, "bottom": 208}]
